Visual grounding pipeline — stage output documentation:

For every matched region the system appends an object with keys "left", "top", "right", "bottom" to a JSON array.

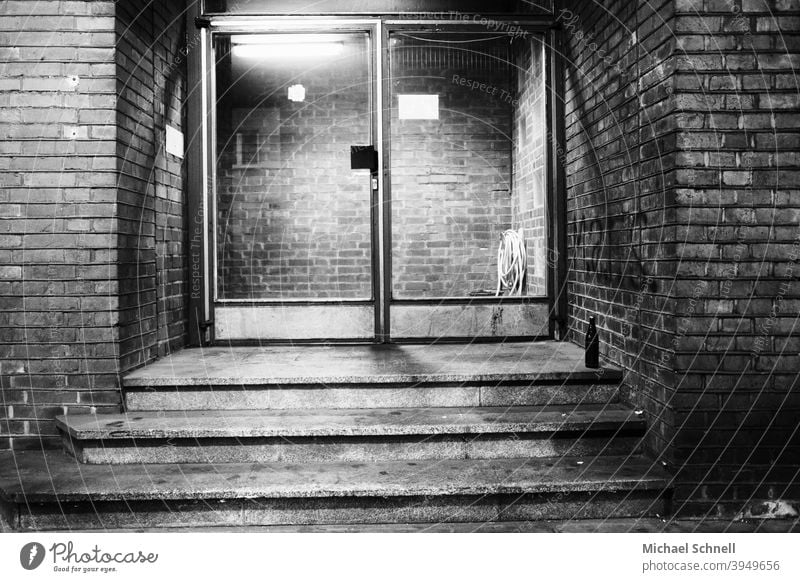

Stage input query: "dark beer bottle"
[{"left": 585, "top": 316, "right": 599, "bottom": 368}]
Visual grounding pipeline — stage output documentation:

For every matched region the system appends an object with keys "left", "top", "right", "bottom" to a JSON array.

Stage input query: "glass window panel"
[{"left": 389, "top": 32, "right": 547, "bottom": 299}]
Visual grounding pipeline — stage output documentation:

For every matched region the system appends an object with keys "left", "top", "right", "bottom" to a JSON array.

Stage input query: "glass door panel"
[{"left": 213, "top": 30, "right": 377, "bottom": 340}]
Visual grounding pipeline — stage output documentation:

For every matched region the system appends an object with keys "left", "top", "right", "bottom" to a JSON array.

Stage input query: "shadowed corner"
[{"left": 0, "top": 489, "right": 18, "bottom": 532}]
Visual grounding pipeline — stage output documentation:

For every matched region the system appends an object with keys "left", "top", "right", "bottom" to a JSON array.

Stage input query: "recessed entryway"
[{"left": 204, "top": 19, "right": 557, "bottom": 342}]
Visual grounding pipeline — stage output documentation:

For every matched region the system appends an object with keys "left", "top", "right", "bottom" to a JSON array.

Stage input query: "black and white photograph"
[{"left": 0, "top": 1, "right": 798, "bottom": 580}]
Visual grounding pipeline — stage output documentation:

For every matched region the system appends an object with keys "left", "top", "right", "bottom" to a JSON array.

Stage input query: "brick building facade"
[
  {"left": 563, "top": 0, "right": 799, "bottom": 515},
  {"left": 0, "top": 0, "right": 798, "bottom": 520}
]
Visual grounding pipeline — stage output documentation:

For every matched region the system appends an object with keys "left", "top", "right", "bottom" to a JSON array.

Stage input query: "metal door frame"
[{"left": 201, "top": 17, "right": 386, "bottom": 342}]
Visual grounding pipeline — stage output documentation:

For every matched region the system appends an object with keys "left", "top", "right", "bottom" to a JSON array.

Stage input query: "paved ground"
[{"left": 3, "top": 518, "right": 797, "bottom": 534}]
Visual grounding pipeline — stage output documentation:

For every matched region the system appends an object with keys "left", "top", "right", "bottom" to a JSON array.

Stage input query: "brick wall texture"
[
  {"left": 563, "top": 0, "right": 800, "bottom": 515},
  {"left": 116, "top": 0, "right": 188, "bottom": 368},
  {"left": 0, "top": 0, "right": 188, "bottom": 450},
  {"left": 512, "top": 36, "right": 548, "bottom": 297}
]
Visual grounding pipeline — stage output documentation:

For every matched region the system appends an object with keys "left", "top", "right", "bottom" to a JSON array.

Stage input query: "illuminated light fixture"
[
  {"left": 288, "top": 84, "right": 306, "bottom": 102},
  {"left": 231, "top": 34, "right": 344, "bottom": 59}
]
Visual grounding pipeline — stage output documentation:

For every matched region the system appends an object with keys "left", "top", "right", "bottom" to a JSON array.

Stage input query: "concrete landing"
[{"left": 123, "top": 341, "right": 620, "bottom": 387}]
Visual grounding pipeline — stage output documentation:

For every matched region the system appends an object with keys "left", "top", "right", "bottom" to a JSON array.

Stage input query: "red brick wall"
[
  {"left": 0, "top": 0, "right": 188, "bottom": 451},
  {"left": 0, "top": 0, "right": 120, "bottom": 450}
]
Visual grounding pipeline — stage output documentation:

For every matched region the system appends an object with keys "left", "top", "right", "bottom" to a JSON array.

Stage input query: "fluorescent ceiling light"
[
  {"left": 233, "top": 34, "right": 343, "bottom": 45},
  {"left": 231, "top": 34, "right": 345, "bottom": 59}
]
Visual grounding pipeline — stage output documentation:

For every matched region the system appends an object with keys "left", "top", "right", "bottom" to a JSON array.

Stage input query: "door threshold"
[{"left": 212, "top": 335, "right": 551, "bottom": 348}]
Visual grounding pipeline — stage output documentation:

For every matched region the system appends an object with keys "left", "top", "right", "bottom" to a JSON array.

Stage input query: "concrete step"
[
  {"left": 0, "top": 451, "right": 672, "bottom": 530},
  {"left": 56, "top": 404, "right": 646, "bottom": 464},
  {"left": 122, "top": 343, "right": 622, "bottom": 411},
  {"left": 124, "top": 381, "right": 620, "bottom": 411},
  {"left": 122, "top": 343, "right": 621, "bottom": 387}
]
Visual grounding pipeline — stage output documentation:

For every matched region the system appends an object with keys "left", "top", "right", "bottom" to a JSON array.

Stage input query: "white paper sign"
[
  {"left": 166, "top": 125, "right": 184, "bottom": 158},
  {"left": 398, "top": 94, "right": 439, "bottom": 120}
]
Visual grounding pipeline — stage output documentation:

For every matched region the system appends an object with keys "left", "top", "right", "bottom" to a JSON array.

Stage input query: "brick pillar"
[
  {"left": 0, "top": 0, "right": 188, "bottom": 451},
  {"left": 564, "top": 0, "right": 800, "bottom": 515},
  {"left": 0, "top": 0, "right": 120, "bottom": 450},
  {"left": 671, "top": 0, "right": 800, "bottom": 515}
]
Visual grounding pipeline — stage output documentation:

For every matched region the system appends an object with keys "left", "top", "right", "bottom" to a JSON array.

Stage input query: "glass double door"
[{"left": 211, "top": 23, "right": 551, "bottom": 342}]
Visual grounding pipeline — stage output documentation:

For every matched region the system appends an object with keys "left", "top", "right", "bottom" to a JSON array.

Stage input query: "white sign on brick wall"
[
  {"left": 398, "top": 94, "right": 439, "bottom": 120},
  {"left": 166, "top": 125, "right": 184, "bottom": 158}
]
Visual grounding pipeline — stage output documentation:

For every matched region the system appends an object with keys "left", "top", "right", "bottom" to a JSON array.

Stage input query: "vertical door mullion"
[
  {"left": 207, "top": 29, "right": 218, "bottom": 343},
  {"left": 372, "top": 23, "right": 387, "bottom": 342},
  {"left": 187, "top": 3, "right": 213, "bottom": 346},
  {"left": 380, "top": 22, "right": 393, "bottom": 343},
  {"left": 548, "top": 29, "right": 568, "bottom": 340}
]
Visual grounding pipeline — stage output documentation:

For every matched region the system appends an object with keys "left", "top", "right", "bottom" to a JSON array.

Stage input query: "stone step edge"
[
  {"left": 55, "top": 406, "right": 645, "bottom": 441},
  {"left": 0, "top": 451, "right": 671, "bottom": 504},
  {"left": 121, "top": 370, "right": 623, "bottom": 389}
]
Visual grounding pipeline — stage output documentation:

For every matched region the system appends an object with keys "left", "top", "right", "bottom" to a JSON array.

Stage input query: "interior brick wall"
[
  {"left": 215, "top": 39, "right": 373, "bottom": 300},
  {"left": 564, "top": 0, "right": 800, "bottom": 515},
  {"left": 0, "top": 0, "right": 120, "bottom": 450},
  {"left": 390, "top": 36, "right": 516, "bottom": 298},
  {"left": 0, "top": 0, "right": 188, "bottom": 451},
  {"left": 217, "top": 34, "right": 547, "bottom": 301}
]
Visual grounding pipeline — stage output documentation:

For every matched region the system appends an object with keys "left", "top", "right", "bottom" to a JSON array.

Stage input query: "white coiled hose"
[{"left": 496, "top": 229, "right": 527, "bottom": 296}]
